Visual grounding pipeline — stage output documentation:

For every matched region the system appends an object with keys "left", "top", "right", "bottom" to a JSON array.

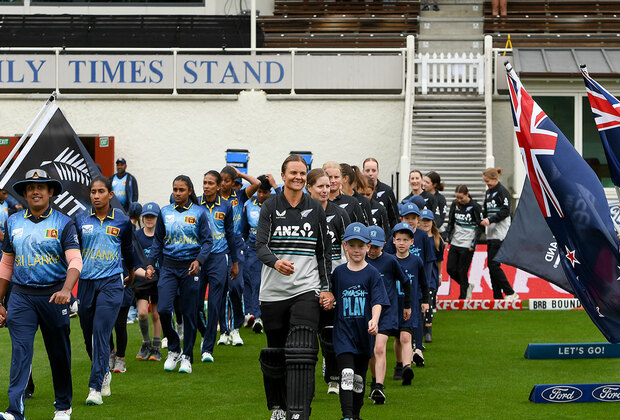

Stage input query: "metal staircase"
[{"left": 411, "top": 95, "right": 487, "bottom": 201}]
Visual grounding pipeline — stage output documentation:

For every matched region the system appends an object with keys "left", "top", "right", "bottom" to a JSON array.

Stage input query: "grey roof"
[{"left": 513, "top": 48, "right": 620, "bottom": 76}]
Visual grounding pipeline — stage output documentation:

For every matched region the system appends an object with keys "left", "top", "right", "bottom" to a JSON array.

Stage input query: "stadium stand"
[
  {"left": 0, "top": 14, "right": 261, "bottom": 47},
  {"left": 483, "top": 0, "right": 620, "bottom": 47},
  {"left": 259, "top": 1, "right": 421, "bottom": 48}
]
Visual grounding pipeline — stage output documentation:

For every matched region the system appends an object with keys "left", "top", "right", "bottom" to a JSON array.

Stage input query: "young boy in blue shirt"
[
  {"left": 365, "top": 226, "right": 412, "bottom": 403},
  {"left": 393, "top": 222, "right": 430, "bottom": 378},
  {"left": 332, "top": 223, "right": 389, "bottom": 420}
]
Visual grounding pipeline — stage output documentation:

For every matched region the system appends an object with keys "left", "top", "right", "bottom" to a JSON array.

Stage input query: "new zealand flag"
[
  {"left": 506, "top": 63, "right": 620, "bottom": 343},
  {"left": 581, "top": 66, "right": 620, "bottom": 187}
]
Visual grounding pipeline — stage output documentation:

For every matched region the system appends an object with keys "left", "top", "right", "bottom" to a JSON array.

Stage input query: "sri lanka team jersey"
[
  {"left": 201, "top": 194, "right": 237, "bottom": 258},
  {"left": 112, "top": 173, "right": 128, "bottom": 208},
  {"left": 243, "top": 198, "right": 262, "bottom": 248},
  {"left": 74, "top": 207, "right": 134, "bottom": 280},
  {"left": 3, "top": 207, "right": 79, "bottom": 287},
  {"left": 220, "top": 188, "right": 251, "bottom": 237},
  {"left": 147, "top": 201, "right": 212, "bottom": 265},
  {"left": 332, "top": 263, "right": 389, "bottom": 358},
  {"left": 0, "top": 201, "right": 8, "bottom": 233}
]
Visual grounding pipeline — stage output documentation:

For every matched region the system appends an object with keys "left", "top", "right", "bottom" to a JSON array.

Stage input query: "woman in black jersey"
[
  {"left": 360, "top": 175, "right": 390, "bottom": 239},
  {"left": 403, "top": 170, "right": 438, "bottom": 216},
  {"left": 445, "top": 185, "right": 483, "bottom": 300},
  {"left": 306, "top": 168, "right": 350, "bottom": 395},
  {"left": 340, "top": 163, "right": 372, "bottom": 225},
  {"left": 423, "top": 171, "right": 447, "bottom": 229},
  {"left": 323, "top": 161, "right": 367, "bottom": 225},
  {"left": 256, "top": 155, "right": 334, "bottom": 420}
]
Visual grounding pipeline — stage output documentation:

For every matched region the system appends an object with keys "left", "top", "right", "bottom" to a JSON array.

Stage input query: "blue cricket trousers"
[
  {"left": 5, "top": 290, "right": 72, "bottom": 420},
  {"left": 242, "top": 245, "right": 261, "bottom": 318},
  {"left": 157, "top": 263, "right": 200, "bottom": 362},
  {"left": 220, "top": 238, "right": 245, "bottom": 332},
  {"left": 198, "top": 252, "right": 228, "bottom": 354},
  {"left": 77, "top": 275, "right": 122, "bottom": 391}
]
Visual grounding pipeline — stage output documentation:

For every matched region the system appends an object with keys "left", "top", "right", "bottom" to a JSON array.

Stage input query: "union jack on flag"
[
  {"left": 506, "top": 62, "right": 620, "bottom": 343},
  {"left": 581, "top": 66, "right": 620, "bottom": 187}
]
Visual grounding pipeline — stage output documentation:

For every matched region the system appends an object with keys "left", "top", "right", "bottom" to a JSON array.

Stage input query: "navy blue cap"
[
  {"left": 392, "top": 222, "right": 415, "bottom": 237},
  {"left": 368, "top": 225, "right": 386, "bottom": 246},
  {"left": 141, "top": 202, "right": 160, "bottom": 217},
  {"left": 420, "top": 209, "right": 434, "bottom": 220},
  {"left": 128, "top": 202, "right": 142, "bottom": 219},
  {"left": 344, "top": 222, "right": 370, "bottom": 243},
  {"left": 400, "top": 202, "right": 421, "bottom": 216},
  {"left": 405, "top": 194, "right": 426, "bottom": 211},
  {"left": 116, "top": 158, "right": 127, "bottom": 164}
]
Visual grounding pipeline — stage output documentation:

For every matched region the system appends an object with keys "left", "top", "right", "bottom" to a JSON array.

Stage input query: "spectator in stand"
[
  {"left": 492, "top": 0, "right": 508, "bottom": 17},
  {"left": 445, "top": 185, "right": 482, "bottom": 300},
  {"left": 363, "top": 158, "right": 399, "bottom": 228},
  {"left": 423, "top": 171, "right": 447, "bottom": 229},
  {"left": 112, "top": 158, "right": 139, "bottom": 212},
  {"left": 403, "top": 170, "right": 437, "bottom": 216},
  {"left": 480, "top": 168, "right": 518, "bottom": 301},
  {"left": 422, "top": 1, "right": 439, "bottom": 12}
]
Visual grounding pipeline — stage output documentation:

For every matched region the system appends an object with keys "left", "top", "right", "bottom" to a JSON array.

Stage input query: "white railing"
[{"left": 414, "top": 52, "right": 485, "bottom": 95}]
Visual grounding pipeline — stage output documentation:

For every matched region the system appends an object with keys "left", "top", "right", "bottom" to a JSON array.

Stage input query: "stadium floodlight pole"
[
  {"left": 0, "top": 92, "right": 56, "bottom": 181},
  {"left": 251, "top": 0, "right": 257, "bottom": 55}
]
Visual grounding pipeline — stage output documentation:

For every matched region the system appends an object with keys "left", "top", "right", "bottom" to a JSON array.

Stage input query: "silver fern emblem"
[{"left": 41, "top": 147, "right": 91, "bottom": 186}]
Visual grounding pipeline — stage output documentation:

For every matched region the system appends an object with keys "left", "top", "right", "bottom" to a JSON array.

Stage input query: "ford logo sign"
[
  {"left": 592, "top": 385, "right": 620, "bottom": 402},
  {"left": 541, "top": 386, "right": 583, "bottom": 402}
]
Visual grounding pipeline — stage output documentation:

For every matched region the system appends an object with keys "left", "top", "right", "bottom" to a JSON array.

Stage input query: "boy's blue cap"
[
  {"left": 141, "top": 202, "right": 160, "bottom": 217},
  {"left": 405, "top": 194, "right": 426, "bottom": 210},
  {"left": 344, "top": 222, "right": 370, "bottom": 243},
  {"left": 368, "top": 226, "right": 386, "bottom": 246},
  {"left": 420, "top": 209, "right": 434, "bottom": 220},
  {"left": 392, "top": 222, "right": 415, "bottom": 237},
  {"left": 400, "top": 202, "right": 421, "bottom": 217}
]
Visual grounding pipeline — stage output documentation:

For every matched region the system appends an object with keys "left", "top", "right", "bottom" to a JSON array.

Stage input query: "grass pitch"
[{"left": 0, "top": 310, "right": 618, "bottom": 419}]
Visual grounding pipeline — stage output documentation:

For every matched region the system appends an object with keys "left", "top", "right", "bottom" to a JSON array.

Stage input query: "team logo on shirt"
[
  {"left": 213, "top": 212, "right": 225, "bottom": 221},
  {"left": 231, "top": 199, "right": 239, "bottom": 207},
  {"left": 45, "top": 228, "right": 58, "bottom": 239},
  {"left": 276, "top": 210, "right": 287, "bottom": 219},
  {"left": 165, "top": 214, "right": 175, "bottom": 223},
  {"left": 342, "top": 285, "right": 368, "bottom": 318},
  {"left": 12, "top": 228, "right": 23, "bottom": 239},
  {"left": 184, "top": 216, "right": 196, "bottom": 224},
  {"left": 106, "top": 226, "right": 120, "bottom": 237},
  {"left": 377, "top": 191, "right": 385, "bottom": 197},
  {"left": 82, "top": 225, "right": 93, "bottom": 235},
  {"left": 326, "top": 215, "right": 335, "bottom": 223},
  {"left": 301, "top": 209, "right": 313, "bottom": 219},
  {"left": 339, "top": 204, "right": 348, "bottom": 209}
]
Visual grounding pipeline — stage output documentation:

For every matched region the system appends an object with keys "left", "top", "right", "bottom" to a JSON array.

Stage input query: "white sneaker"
[
  {"left": 178, "top": 355, "right": 192, "bottom": 374},
  {"left": 113, "top": 357, "right": 126, "bottom": 373},
  {"left": 164, "top": 351, "right": 181, "bottom": 371},
  {"left": 85, "top": 388, "right": 103, "bottom": 405},
  {"left": 217, "top": 332, "right": 230, "bottom": 345},
  {"left": 0, "top": 412, "right": 16, "bottom": 420},
  {"left": 270, "top": 408, "right": 285, "bottom": 420},
  {"left": 201, "top": 352, "right": 214, "bottom": 363},
  {"left": 161, "top": 337, "right": 168, "bottom": 349},
  {"left": 230, "top": 329, "right": 244, "bottom": 346},
  {"left": 466, "top": 283, "right": 474, "bottom": 299},
  {"left": 53, "top": 407, "right": 72, "bottom": 420},
  {"left": 243, "top": 313, "right": 255, "bottom": 328},
  {"left": 101, "top": 371, "right": 111, "bottom": 397},
  {"left": 505, "top": 293, "right": 520, "bottom": 301},
  {"left": 327, "top": 381, "right": 339, "bottom": 394}
]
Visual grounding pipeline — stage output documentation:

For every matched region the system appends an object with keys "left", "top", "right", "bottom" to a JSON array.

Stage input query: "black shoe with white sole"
[
  {"left": 401, "top": 366, "right": 414, "bottom": 386},
  {"left": 370, "top": 383, "right": 386, "bottom": 405}
]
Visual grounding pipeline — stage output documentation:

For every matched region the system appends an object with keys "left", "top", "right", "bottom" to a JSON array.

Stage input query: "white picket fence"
[{"left": 414, "top": 52, "right": 485, "bottom": 95}]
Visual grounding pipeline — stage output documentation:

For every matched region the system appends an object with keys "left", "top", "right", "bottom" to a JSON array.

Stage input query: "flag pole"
[{"left": 0, "top": 92, "right": 56, "bottom": 178}]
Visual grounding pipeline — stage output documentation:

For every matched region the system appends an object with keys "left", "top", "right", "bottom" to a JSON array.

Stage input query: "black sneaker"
[
  {"left": 401, "top": 366, "right": 414, "bottom": 386},
  {"left": 370, "top": 383, "right": 386, "bottom": 405},
  {"left": 433, "top": 3, "right": 440, "bottom": 12},
  {"left": 422, "top": 3, "right": 430, "bottom": 11},
  {"left": 393, "top": 365, "right": 403, "bottom": 380},
  {"left": 367, "top": 381, "right": 376, "bottom": 399},
  {"left": 424, "top": 326, "right": 433, "bottom": 343}
]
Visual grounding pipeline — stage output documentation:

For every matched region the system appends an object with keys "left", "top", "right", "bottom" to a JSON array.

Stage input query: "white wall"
[{"left": 1, "top": 91, "right": 403, "bottom": 206}]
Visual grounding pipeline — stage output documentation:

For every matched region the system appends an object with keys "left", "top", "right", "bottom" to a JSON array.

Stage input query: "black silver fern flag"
[{"left": 0, "top": 104, "right": 98, "bottom": 215}]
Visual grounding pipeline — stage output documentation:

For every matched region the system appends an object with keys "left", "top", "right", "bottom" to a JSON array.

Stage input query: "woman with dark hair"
[
  {"left": 145, "top": 175, "right": 212, "bottom": 375},
  {"left": 360, "top": 175, "right": 390, "bottom": 240},
  {"left": 341, "top": 163, "right": 372, "bottom": 225},
  {"left": 445, "top": 185, "right": 483, "bottom": 300},
  {"left": 74, "top": 175, "right": 135, "bottom": 405},
  {"left": 197, "top": 170, "right": 238, "bottom": 363},
  {"left": 256, "top": 155, "right": 333, "bottom": 420},
  {"left": 481, "top": 168, "right": 518, "bottom": 300},
  {"left": 423, "top": 171, "right": 447, "bottom": 229}
]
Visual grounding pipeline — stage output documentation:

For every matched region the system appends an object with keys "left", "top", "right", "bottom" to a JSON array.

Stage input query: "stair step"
[
  {"left": 415, "top": 140, "right": 485, "bottom": 145},
  {"left": 414, "top": 121, "right": 485, "bottom": 127}
]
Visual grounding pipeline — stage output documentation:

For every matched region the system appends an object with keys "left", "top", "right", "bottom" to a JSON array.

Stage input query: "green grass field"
[{"left": 1, "top": 310, "right": 619, "bottom": 420}]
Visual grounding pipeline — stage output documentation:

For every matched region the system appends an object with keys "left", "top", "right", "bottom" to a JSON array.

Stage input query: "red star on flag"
[{"left": 564, "top": 246, "right": 580, "bottom": 268}]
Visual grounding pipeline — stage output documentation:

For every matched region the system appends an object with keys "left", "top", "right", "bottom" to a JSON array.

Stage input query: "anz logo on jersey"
[
  {"left": 455, "top": 212, "right": 474, "bottom": 225},
  {"left": 273, "top": 222, "right": 314, "bottom": 237},
  {"left": 342, "top": 285, "right": 367, "bottom": 318}
]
